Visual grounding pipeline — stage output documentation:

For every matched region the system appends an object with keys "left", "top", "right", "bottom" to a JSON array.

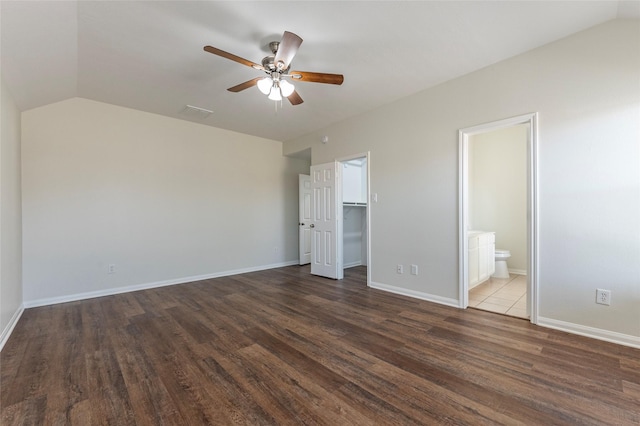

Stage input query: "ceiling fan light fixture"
[
  {"left": 257, "top": 77, "right": 272, "bottom": 95},
  {"left": 268, "top": 85, "right": 282, "bottom": 101},
  {"left": 280, "top": 79, "right": 295, "bottom": 97}
]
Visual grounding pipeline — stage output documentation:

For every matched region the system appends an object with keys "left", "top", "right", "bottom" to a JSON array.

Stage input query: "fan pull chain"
[{"left": 273, "top": 98, "right": 284, "bottom": 115}]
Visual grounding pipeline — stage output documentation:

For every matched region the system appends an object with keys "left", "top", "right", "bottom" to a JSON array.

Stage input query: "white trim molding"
[
  {"left": 538, "top": 317, "right": 640, "bottom": 349},
  {"left": 23, "top": 260, "right": 299, "bottom": 309},
  {"left": 0, "top": 304, "right": 25, "bottom": 352},
  {"left": 370, "top": 281, "right": 459, "bottom": 308}
]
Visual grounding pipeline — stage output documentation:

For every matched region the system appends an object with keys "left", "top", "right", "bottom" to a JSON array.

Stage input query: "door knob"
[{"left": 310, "top": 224, "right": 315, "bottom": 228}]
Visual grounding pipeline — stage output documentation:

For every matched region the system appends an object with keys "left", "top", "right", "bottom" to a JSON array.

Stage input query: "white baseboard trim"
[
  {"left": 23, "top": 260, "right": 299, "bottom": 309},
  {"left": 367, "top": 284, "right": 640, "bottom": 349},
  {"left": 537, "top": 317, "right": 640, "bottom": 349},
  {"left": 344, "top": 261, "right": 362, "bottom": 269},
  {"left": 0, "top": 304, "right": 25, "bottom": 352},
  {"left": 369, "top": 281, "right": 459, "bottom": 308},
  {"left": 509, "top": 269, "right": 527, "bottom": 275}
]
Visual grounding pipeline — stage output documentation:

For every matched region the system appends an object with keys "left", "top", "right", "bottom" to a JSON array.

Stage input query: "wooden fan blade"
[
  {"left": 204, "top": 46, "right": 264, "bottom": 70},
  {"left": 274, "top": 31, "right": 303, "bottom": 71},
  {"left": 227, "top": 77, "right": 263, "bottom": 93},
  {"left": 289, "top": 71, "right": 344, "bottom": 85},
  {"left": 287, "top": 90, "right": 304, "bottom": 105}
]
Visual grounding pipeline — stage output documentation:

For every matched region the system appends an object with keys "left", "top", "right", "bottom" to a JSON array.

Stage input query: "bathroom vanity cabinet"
[{"left": 468, "top": 231, "right": 495, "bottom": 288}]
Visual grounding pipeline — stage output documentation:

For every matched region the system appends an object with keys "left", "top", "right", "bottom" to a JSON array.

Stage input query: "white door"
[
  {"left": 310, "top": 162, "right": 342, "bottom": 279},
  {"left": 298, "top": 174, "right": 312, "bottom": 265}
]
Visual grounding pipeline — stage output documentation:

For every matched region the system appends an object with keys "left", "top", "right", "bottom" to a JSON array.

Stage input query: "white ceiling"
[{"left": 2, "top": 1, "right": 638, "bottom": 142}]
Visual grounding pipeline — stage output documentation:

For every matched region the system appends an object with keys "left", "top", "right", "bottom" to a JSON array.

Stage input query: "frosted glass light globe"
[
  {"left": 279, "top": 79, "right": 295, "bottom": 97},
  {"left": 268, "top": 86, "right": 282, "bottom": 101},
  {"left": 257, "top": 77, "right": 272, "bottom": 95}
]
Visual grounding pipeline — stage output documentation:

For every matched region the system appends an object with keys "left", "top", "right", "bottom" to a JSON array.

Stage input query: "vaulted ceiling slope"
[{"left": 2, "top": 1, "right": 638, "bottom": 142}]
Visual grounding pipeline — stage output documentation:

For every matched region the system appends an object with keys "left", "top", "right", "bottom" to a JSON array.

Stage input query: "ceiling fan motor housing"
[
  {"left": 261, "top": 55, "right": 290, "bottom": 74},
  {"left": 261, "top": 55, "right": 276, "bottom": 70}
]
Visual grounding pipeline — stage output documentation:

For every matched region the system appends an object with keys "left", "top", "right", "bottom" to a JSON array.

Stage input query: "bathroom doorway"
[{"left": 459, "top": 114, "right": 538, "bottom": 323}]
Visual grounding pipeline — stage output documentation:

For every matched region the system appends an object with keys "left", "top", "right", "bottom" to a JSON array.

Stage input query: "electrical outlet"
[
  {"left": 397, "top": 264, "right": 404, "bottom": 274},
  {"left": 108, "top": 264, "right": 116, "bottom": 274},
  {"left": 411, "top": 264, "right": 418, "bottom": 275},
  {"left": 596, "top": 289, "right": 611, "bottom": 305}
]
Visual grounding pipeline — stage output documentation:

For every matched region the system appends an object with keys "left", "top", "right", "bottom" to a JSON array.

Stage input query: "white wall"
[
  {"left": 0, "top": 76, "right": 23, "bottom": 347},
  {"left": 469, "top": 124, "right": 527, "bottom": 272},
  {"left": 22, "top": 98, "right": 309, "bottom": 305},
  {"left": 284, "top": 20, "right": 640, "bottom": 344}
]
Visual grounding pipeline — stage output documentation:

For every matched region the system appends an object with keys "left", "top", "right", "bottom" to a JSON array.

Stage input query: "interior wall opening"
[
  {"left": 467, "top": 124, "right": 529, "bottom": 318},
  {"left": 459, "top": 113, "right": 539, "bottom": 324},
  {"left": 300, "top": 153, "right": 371, "bottom": 287},
  {"left": 341, "top": 157, "right": 368, "bottom": 272}
]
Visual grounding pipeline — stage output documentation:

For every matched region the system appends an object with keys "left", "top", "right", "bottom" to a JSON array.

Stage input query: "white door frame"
[
  {"left": 336, "top": 152, "right": 372, "bottom": 288},
  {"left": 458, "top": 113, "right": 539, "bottom": 324}
]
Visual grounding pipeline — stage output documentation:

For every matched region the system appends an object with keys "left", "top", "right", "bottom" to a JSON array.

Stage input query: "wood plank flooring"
[{"left": 2, "top": 266, "right": 639, "bottom": 425}]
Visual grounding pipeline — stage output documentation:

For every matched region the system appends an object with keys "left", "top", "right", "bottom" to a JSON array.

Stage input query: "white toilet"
[{"left": 493, "top": 249, "right": 511, "bottom": 278}]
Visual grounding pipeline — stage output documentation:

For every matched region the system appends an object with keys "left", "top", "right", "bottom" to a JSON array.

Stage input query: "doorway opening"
[
  {"left": 340, "top": 156, "right": 369, "bottom": 284},
  {"left": 459, "top": 114, "right": 538, "bottom": 323},
  {"left": 299, "top": 152, "right": 371, "bottom": 287}
]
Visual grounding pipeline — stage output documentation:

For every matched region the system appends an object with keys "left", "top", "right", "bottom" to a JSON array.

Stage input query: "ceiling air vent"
[{"left": 181, "top": 104, "right": 213, "bottom": 120}]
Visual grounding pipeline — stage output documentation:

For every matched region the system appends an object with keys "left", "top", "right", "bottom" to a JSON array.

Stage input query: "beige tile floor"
[{"left": 469, "top": 274, "right": 528, "bottom": 318}]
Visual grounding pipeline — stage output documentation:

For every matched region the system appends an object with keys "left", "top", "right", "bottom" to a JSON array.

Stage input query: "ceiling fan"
[{"left": 204, "top": 31, "right": 344, "bottom": 105}]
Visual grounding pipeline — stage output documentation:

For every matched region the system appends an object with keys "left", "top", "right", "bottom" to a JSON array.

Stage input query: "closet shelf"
[{"left": 343, "top": 202, "right": 367, "bottom": 207}]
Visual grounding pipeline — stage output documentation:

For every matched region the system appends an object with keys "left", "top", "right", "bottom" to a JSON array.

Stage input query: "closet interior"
[{"left": 342, "top": 157, "right": 367, "bottom": 269}]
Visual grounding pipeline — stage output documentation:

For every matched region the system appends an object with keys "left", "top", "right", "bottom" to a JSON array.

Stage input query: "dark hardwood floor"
[{"left": 1, "top": 266, "right": 639, "bottom": 425}]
